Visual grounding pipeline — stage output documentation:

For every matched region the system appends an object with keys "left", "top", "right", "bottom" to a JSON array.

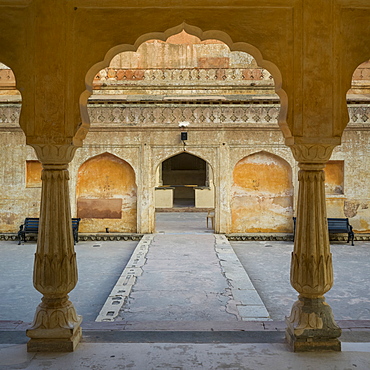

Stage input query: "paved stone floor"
[
  {"left": 231, "top": 240, "right": 370, "bottom": 321},
  {"left": 0, "top": 240, "right": 137, "bottom": 322},
  {"left": 96, "top": 232, "right": 269, "bottom": 322},
  {"left": 1, "top": 342, "right": 370, "bottom": 369},
  {"left": 0, "top": 212, "right": 370, "bottom": 369}
]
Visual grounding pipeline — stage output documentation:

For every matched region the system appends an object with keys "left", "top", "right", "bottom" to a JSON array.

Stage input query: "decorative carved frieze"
[
  {"left": 0, "top": 105, "right": 20, "bottom": 125},
  {"left": 33, "top": 253, "right": 77, "bottom": 295},
  {"left": 2, "top": 104, "right": 370, "bottom": 127},
  {"left": 94, "top": 67, "right": 273, "bottom": 86},
  {"left": 87, "top": 104, "right": 280, "bottom": 126},
  {"left": 0, "top": 233, "right": 143, "bottom": 242}
]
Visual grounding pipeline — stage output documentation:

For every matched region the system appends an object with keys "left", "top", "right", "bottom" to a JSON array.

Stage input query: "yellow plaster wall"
[
  {"left": 76, "top": 152, "right": 137, "bottom": 233},
  {"left": 324, "top": 161, "right": 344, "bottom": 195},
  {"left": 25, "top": 160, "right": 42, "bottom": 188},
  {"left": 231, "top": 151, "right": 293, "bottom": 233},
  {"left": 0, "top": 130, "right": 40, "bottom": 232}
]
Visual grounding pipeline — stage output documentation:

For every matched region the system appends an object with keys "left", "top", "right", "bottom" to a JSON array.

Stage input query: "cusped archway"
[
  {"left": 76, "top": 152, "right": 137, "bottom": 233},
  {"left": 78, "top": 23, "right": 290, "bottom": 144},
  {"left": 231, "top": 151, "right": 293, "bottom": 233}
]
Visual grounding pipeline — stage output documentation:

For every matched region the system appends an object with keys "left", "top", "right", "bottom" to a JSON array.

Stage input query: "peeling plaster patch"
[{"left": 344, "top": 201, "right": 360, "bottom": 218}]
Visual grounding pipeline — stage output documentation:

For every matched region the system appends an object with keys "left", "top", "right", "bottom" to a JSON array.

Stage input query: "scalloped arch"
[
  {"left": 0, "top": 61, "right": 23, "bottom": 103},
  {"left": 77, "top": 23, "right": 289, "bottom": 143}
]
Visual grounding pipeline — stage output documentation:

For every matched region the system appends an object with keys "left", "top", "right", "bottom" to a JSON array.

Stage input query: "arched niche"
[
  {"left": 231, "top": 151, "right": 293, "bottom": 233},
  {"left": 155, "top": 151, "right": 214, "bottom": 209},
  {"left": 76, "top": 152, "right": 137, "bottom": 233}
]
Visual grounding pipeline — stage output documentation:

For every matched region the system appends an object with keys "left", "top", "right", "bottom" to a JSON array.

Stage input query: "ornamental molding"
[
  {"left": 1, "top": 105, "right": 370, "bottom": 127},
  {"left": 290, "top": 252, "right": 333, "bottom": 297},
  {"left": 28, "top": 298, "right": 82, "bottom": 331},
  {"left": 289, "top": 143, "right": 336, "bottom": 163},
  {"left": 30, "top": 144, "right": 78, "bottom": 164}
]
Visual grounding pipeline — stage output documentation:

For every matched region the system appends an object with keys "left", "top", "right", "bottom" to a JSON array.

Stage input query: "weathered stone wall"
[
  {"left": 1, "top": 33, "right": 370, "bottom": 235},
  {"left": 1, "top": 103, "right": 370, "bottom": 234},
  {"left": 76, "top": 153, "right": 137, "bottom": 233},
  {"left": 0, "top": 129, "right": 40, "bottom": 232},
  {"left": 329, "top": 129, "right": 370, "bottom": 232},
  {"left": 231, "top": 151, "right": 294, "bottom": 233}
]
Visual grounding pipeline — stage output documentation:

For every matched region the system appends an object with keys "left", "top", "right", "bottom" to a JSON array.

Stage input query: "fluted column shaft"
[
  {"left": 291, "top": 164, "right": 333, "bottom": 297},
  {"left": 26, "top": 144, "right": 82, "bottom": 352},
  {"left": 286, "top": 143, "right": 341, "bottom": 352}
]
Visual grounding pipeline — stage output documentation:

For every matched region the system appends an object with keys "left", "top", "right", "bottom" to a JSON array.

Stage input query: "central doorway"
[
  {"left": 162, "top": 152, "right": 206, "bottom": 207},
  {"left": 156, "top": 152, "right": 214, "bottom": 209}
]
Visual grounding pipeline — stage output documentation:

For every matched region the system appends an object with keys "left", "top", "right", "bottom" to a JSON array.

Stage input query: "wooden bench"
[
  {"left": 18, "top": 217, "right": 81, "bottom": 245},
  {"left": 293, "top": 217, "right": 354, "bottom": 246}
]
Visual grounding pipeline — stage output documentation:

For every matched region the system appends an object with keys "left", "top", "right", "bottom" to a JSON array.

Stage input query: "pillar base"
[
  {"left": 285, "top": 296, "right": 341, "bottom": 352},
  {"left": 27, "top": 321, "right": 82, "bottom": 352},
  {"left": 26, "top": 298, "right": 82, "bottom": 352}
]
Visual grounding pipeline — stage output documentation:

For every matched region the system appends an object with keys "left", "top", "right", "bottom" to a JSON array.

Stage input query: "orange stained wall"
[
  {"left": 26, "top": 160, "right": 42, "bottom": 188},
  {"left": 76, "top": 153, "right": 137, "bottom": 233},
  {"left": 324, "top": 160, "right": 345, "bottom": 219},
  {"left": 231, "top": 152, "right": 293, "bottom": 233},
  {"left": 324, "top": 161, "right": 344, "bottom": 195}
]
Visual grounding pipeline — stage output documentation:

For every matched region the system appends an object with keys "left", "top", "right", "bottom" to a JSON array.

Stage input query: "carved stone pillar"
[
  {"left": 26, "top": 144, "right": 82, "bottom": 352},
  {"left": 286, "top": 143, "right": 341, "bottom": 352}
]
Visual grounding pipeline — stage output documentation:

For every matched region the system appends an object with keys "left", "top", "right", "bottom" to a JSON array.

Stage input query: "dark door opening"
[{"left": 161, "top": 152, "right": 207, "bottom": 208}]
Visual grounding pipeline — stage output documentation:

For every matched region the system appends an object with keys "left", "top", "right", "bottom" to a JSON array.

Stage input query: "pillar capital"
[
  {"left": 285, "top": 137, "right": 340, "bottom": 164},
  {"left": 289, "top": 143, "right": 336, "bottom": 164},
  {"left": 29, "top": 143, "right": 79, "bottom": 165}
]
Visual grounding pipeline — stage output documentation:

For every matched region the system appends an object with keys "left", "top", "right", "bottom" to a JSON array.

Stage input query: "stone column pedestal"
[
  {"left": 286, "top": 143, "right": 341, "bottom": 352},
  {"left": 26, "top": 296, "right": 82, "bottom": 352},
  {"left": 26, "top": 144, "right": 82, "bottom": 352},
  {"left": 286, "top": 296, "right": 341, "bottom": 351}
]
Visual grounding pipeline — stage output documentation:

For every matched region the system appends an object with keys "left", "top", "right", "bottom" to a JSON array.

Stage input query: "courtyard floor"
[{"left": 0, "top": 212, "right": 370, "bottom": 369}]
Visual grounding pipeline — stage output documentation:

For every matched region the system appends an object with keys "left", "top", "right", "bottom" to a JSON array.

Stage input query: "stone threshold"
[{"left": 2, "top": 320, "right": 370, "bottom": 345}]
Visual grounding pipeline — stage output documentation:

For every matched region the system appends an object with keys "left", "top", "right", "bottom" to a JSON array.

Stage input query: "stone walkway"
[{"left": 96, "top": 218, "right": 270, "bottom": 322}]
